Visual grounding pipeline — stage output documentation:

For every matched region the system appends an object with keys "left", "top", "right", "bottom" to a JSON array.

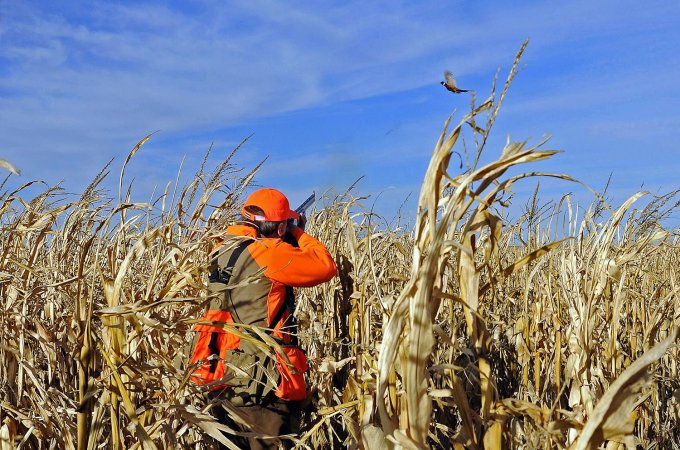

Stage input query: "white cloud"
[{"left": 0, "top": 0, "right": 678, "bottom": 207}]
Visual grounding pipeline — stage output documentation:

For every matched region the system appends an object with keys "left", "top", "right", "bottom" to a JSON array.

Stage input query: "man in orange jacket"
[{"left": 190, "top": 188, "right": 336, "bottom": 449}]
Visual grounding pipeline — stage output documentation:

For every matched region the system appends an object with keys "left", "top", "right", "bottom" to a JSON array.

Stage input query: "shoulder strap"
[
  {"left": 223, "top": 239, "right": 253, "bottom": 284},
  {"left": 209, "top": 239, "right": 253, "bottom": 285},
  {"left": 217, "top": 239, "right": 254, "bottom": 324}
]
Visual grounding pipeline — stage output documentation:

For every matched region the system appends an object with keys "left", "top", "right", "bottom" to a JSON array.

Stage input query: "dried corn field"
[{"left": 1, "top": 44, "right": 679, "bottom": 450}]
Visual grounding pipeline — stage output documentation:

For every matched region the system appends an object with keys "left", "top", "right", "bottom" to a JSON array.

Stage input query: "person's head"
[{"left": 241, "top": 188, "right": 299, "bottom": 238}]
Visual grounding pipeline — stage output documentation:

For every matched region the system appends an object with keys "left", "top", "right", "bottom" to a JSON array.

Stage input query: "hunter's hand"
[{"left": 297, "top": 213, "right": 307, "bottom": 231}]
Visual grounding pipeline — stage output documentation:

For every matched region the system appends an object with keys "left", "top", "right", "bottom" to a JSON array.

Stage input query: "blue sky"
[{"left": 1, "top": 1, "right": 678, "bottom": 226}]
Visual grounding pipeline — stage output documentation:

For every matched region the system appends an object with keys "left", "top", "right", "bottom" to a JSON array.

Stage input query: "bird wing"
[
  {"left": 0, "top": 159, "right": 20, "bottom": 176},
  {"left": 444, "top": 70, "right": 457, "bottom": 87}
]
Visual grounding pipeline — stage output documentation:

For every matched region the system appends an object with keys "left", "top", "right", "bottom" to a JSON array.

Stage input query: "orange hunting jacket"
[{"left": 190, "top": 224, "right": 336, "bottom": 399}]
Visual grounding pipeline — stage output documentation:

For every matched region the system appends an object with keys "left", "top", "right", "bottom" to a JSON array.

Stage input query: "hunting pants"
[{"left": 211, "top": 390, "right": 301, "bottom": 450}]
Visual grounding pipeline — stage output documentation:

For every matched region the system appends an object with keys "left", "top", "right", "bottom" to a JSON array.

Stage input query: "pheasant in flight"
[{"left": 441, "top": 70, "right": 470, "bottom": 93}]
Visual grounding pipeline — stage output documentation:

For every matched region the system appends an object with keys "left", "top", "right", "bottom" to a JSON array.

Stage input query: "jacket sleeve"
[{"left": 264, "top": 227, "right": 337, "bottom": 287}]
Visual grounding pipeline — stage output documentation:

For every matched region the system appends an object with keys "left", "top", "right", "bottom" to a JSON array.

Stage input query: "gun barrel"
[{"left": 295, "top": 193, "right": 315, "bottom": 214}]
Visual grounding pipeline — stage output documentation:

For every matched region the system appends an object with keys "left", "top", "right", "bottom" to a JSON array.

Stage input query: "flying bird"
[
  {"left": 0, "top": 158, "right": 20, "bottom": 176},
  {"left": 441, "top": 70, "right": 470, "bottom": 93}
]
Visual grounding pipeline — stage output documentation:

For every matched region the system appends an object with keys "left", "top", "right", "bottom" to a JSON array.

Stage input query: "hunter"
[{"left": 190, "top": 188, "right": 337, "bottom": 449}]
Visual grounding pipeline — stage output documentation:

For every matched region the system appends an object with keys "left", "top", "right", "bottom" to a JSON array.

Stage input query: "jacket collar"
[{"left": 226, "top": 223, "right": 259, "bottom": 238}]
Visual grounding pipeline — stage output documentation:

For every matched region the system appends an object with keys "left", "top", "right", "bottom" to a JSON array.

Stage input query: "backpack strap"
[{"left": 209, "top": 239, "right": 253, "bottom": 285}]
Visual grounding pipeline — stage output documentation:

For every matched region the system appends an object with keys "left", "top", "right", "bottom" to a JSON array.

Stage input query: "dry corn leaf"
[
  {"left": 571, "top": 327, "right": 679, "bottom": 450},
  {"left": 175, "top": 405, "right": 242, "bottom": 450},
  {"left": 0, "top": 419, "right": 16, "bottom": 450}
]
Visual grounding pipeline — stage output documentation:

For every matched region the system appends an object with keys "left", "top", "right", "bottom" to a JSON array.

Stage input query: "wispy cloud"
[
  {"left": 0, "top": 0, "right": 678, "bottom": 213},
  {"left": 5, "top": 0, "right": 648, "bottom": 144}
]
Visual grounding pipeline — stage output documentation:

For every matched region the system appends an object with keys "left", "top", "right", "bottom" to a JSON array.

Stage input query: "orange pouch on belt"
[
  {"left": 274, "top": 346, "right": 308, "bottom": 401},
  {"left": 190, "top": 310, "right": 239, "bottom": 387}
]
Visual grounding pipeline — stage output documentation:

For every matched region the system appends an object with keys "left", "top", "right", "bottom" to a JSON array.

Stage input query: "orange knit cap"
[{"left": 241, "top": 188, "right": 299, "bottom": 222}]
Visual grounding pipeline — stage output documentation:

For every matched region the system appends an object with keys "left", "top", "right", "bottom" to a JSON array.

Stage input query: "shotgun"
[
  {"left": 295, "top": 192, "right": 315, "bottom": 215},
  {"left": 290, "top": 192, "right": 315, "bottom": 227}
]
